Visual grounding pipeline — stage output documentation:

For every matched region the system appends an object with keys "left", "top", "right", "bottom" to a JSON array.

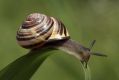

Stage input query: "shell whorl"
[{"left": 17, "top": 13, "right": 70, "bottom": 49}]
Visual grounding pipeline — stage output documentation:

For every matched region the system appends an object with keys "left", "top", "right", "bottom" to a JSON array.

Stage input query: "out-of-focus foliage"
[
  {"left": 0, "top": 0, "right": 119, "bottom": 80},
  {"left": 0, "top": 49, "right": 53, "bottom": 80}
]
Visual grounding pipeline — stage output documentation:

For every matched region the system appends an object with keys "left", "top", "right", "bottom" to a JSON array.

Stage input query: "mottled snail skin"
[
  {"left": 17, "top": 13, "right": 107, "bottom": 68},
  {"left": 17, "top": 13, "right": 70, "bottom": 49}
]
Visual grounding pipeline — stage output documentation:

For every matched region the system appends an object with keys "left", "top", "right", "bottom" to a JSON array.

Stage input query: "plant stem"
[{"left": 82, "top": 64, "right": 91, "bottom": 80}]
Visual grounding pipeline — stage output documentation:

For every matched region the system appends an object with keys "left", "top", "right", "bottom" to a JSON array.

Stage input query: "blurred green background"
[{"left": 0, "top": 0, "right": 119, "bottom": 80}]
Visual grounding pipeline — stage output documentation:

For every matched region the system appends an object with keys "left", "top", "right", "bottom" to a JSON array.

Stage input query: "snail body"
[{"left": 17, "top": 13, "right": 70, "bottom": 49}]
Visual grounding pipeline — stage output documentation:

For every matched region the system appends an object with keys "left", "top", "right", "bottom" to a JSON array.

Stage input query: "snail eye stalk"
[
  {"left": 89, "top": 40, "right": 96, "bottom": 50},
  {"left": 91, "top": 52, "right": 107, "bottom": 57}
]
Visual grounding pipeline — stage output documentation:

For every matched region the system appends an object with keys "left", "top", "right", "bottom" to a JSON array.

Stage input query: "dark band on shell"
[{"left": 17, "top": 13, "right": 70, "bottom": 49}]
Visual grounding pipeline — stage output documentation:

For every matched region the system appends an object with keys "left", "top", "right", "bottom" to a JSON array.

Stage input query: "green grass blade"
[{"left": 0, "top": 48, "right": 53, "bottom": 80}]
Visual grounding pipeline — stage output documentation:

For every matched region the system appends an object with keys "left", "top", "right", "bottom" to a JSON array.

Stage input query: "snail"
[{"left": 16, "top": 13, "right": 107, "bottom": 67}]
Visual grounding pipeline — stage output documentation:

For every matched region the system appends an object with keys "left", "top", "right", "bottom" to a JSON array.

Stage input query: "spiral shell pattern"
[{"left": 16, "top": 13, "right": 70, "bottom": 49}]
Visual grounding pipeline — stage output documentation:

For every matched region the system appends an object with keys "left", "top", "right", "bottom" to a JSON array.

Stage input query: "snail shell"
[{"left": 16, "top": 13, "right": 70, "bottom": 49}]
